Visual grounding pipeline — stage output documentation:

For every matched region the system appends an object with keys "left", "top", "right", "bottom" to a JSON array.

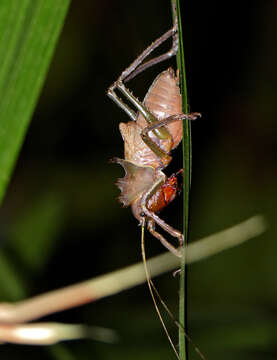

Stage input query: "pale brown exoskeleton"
[{"left": 107, "top": 22, "right": 201, "bottom": 257}]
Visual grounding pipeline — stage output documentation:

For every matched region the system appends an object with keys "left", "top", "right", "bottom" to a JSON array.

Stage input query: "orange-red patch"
[{"left": 147, "top": 174, "right": 178, "bottom": 214}]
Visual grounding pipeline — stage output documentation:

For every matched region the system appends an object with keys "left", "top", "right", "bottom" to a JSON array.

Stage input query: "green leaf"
[
  {"left": 10, "top": 191, "right": 66, "bottom": 272},
  {"left": 0, "top": 0, "right": 71, "bottom": 204}
]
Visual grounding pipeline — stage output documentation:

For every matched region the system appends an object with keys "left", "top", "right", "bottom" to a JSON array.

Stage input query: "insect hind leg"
[{"left": 147, "top": 219, "right": 182, "bottom": 257}]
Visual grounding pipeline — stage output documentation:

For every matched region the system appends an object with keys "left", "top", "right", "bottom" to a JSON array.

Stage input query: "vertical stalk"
[{"left": 171, "top": 1, "right": 190, "bottom": 359}]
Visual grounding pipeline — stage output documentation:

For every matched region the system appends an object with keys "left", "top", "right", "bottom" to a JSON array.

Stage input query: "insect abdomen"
[
  {"left": 137, "top": 68, "right": 183, "bottom": 149},
  {"left": 147, "top": 173, "right": 179, "bottom": 214}
]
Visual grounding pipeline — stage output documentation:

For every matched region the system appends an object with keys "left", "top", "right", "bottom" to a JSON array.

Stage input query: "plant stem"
[{"left": 171, "top": 1, "right": 190, "bottom": 359}]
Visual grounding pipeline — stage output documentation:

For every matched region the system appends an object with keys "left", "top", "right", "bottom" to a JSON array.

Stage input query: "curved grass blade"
[
  {"left": 0, "top": 215, "right": 265, "bottom": 323},
  {"left": 0, "top": 0, "right": 71, "bottom": 205}
]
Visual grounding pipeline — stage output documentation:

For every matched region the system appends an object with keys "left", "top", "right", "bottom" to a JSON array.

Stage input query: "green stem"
[{"left": 171, "top": 1, "right": 190, "bottom": 359}]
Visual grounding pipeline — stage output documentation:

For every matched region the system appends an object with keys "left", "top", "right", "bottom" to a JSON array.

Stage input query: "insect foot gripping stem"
[{"left": 185, "top": 112, "right": 202, "bottom": 120}]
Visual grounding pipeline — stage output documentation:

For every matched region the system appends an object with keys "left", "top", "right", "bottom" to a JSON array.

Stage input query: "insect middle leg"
[{"left": 140, "top": 112, "right": 201, "bottom": 163}]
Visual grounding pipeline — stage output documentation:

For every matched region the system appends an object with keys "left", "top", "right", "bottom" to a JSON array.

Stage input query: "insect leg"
[
  {"left": 107, "top": 87, "right": 137, "bottom": 122},
  {"left": 147, "top": 219, "right": 182, "bottom": 258},
  {"left": 147, "top": 209, "right": 184, "bottom": 246},
  {"left": 114, "top": 79, "right": 175, "bottom": 168},
  {"left": 141, "top": 112, "right": 201, "bottom": 138},
  {"left": 140, "top": 113, "right": 201, "bottom": 167},
  {"left": 108, "top": 78, "right": 173, "bottom": 143},
  {"left": 122, "top": 21, "right": 178, "bottom": 83},
  {"left": 141, "top": 112, "right": 201, "bottom": 158},
  {"left": 116, "top": 80, "right": 170, "bottom": 138},
  {"left": 141, "top": 175, "right": 183, "bottom": 257},
  {"left": 107, "top": 21, "right": 178, "bottom": 121}
]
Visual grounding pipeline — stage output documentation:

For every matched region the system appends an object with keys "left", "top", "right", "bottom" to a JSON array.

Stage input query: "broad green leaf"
[{"left": 0, "top": 0, "right": 71, "bottom": 204}]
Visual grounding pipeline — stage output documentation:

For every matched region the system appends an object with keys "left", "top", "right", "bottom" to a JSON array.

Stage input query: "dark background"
[{"left": 0, "top": 0, "right": 276, "bottom": 359}]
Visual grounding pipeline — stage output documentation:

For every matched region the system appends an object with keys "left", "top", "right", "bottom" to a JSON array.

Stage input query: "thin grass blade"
[{"left": 171, "top": 1, "right": 191, "bottom": 358}]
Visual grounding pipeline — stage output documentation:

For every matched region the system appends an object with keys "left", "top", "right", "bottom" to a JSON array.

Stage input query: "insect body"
[{"left": 108, "top": 25, "right": 200, "bottom": 257}]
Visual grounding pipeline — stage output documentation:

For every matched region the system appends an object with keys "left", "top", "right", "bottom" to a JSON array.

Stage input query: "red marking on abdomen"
[{"left": 147, "top": 174, "right": 178, "bottom": 214}]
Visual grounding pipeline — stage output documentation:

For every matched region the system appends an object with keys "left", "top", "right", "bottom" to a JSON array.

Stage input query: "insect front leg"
[
  {"left": 107, "top": 21, "right": 178, "bottom": 122},
  {"left": 106, "top": 88, "right": 137, "bottom": 122},
  {"left": 121, "top": 21, "right": 178, "bottom": 83}
]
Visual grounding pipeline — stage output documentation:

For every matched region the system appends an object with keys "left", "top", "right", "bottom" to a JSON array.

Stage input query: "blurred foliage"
[{"left": 0, "top": 0, "right": 276, "bottom": 359}]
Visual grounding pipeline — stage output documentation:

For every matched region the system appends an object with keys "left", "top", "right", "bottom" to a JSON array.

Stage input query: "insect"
[{"left": 107, "top": 22, "right": 200, "bottom": 257}]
